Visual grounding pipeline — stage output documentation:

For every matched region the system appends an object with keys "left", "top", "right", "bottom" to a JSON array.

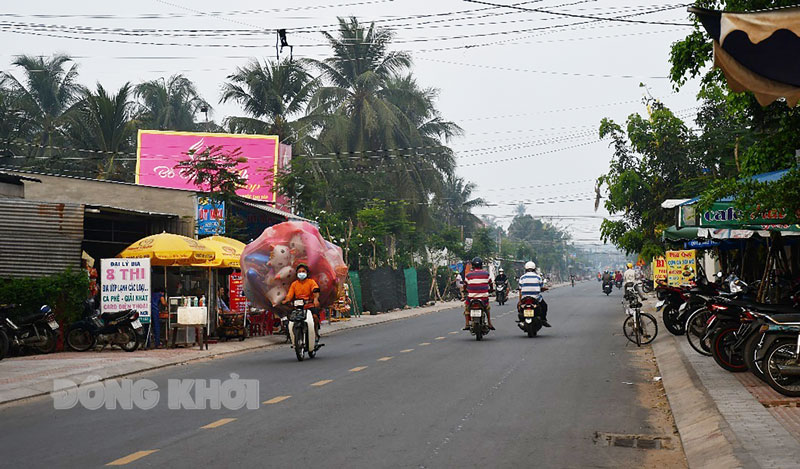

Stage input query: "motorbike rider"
[
  {"left": 282, "top": 264, "right": 322, "bottom": 342},
  {"left": 614, "top": 270, "right": 623, "bottom": 285},
  {"left": 517, "top": 261, "right": 551, "bottom": 327},
  {"left": 569, "top": 273, "right": 576, "bottom": 286},
  {"left": 602, "top": 270, "right": 613, "bottom": 286},
  {"left": 623, "top": 262, "right": 645, "bottom": 300},
  {"left": 496, "top": 268, "right": 508, "bottom": 293},
  {"left": 463, "top": 257, "right": 495, "bottom": 330}
]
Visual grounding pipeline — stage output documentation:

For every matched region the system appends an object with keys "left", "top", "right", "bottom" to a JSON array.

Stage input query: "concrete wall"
[
  {"left": 0, "top": 181, "right": 24, "bottom": 198},
  {"left": 8, "top": 171, "right": 196, "bottom": 235}
]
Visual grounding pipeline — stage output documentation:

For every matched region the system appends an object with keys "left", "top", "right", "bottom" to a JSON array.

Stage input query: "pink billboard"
[{"left": 135, "top": 130, "right": 290, "bottom": 208}]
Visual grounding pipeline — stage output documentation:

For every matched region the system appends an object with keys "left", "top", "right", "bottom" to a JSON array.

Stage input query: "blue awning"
[{"left": 678, "top": 168, "right": 790, "bottom": 206}]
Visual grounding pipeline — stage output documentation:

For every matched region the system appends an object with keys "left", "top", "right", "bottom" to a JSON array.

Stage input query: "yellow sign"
[
  {"left": 666, "top": 250, "right": 696, "bottom": 286},
  {"left": 652, "top": 256, "right": 667, "bottom": 282}
]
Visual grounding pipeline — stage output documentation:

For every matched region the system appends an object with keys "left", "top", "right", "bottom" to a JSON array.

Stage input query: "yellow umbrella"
[
  {"left": 196, "top": 236, "right": 244, "bottom": 268},
  {"left": 118, "top": 232, "right": 215, "bottom": 265}
]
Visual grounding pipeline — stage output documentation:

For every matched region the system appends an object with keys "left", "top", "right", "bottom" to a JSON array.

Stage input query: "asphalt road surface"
[{"left": 0, "top": 282, "right": 665, "bottom": 468}]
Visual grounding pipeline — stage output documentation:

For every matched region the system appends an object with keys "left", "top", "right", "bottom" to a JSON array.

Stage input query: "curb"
[{"left": 0, "top": 301, "right": 461, "bottom": 407}]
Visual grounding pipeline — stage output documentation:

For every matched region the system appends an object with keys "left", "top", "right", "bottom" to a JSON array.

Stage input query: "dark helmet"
[
  {"left": 40, "top": 305, "right": 52, "bottom": 315},
  {"left": 471, "top": 257, "right": 483, "bottom": 269}
]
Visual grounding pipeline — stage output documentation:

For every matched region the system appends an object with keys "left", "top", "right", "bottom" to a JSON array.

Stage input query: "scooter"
[
  {"left": 496, "top": 282, "right": 508, "bottom": 305},
  {"left": 287, "top": 299, "right": 322, "bottom": 361},
  {"left": 518, "top": 296, "right": 543, "bottom": 337},
  {"left": 0, "top": 304, "right": 59, "bottom": 355},
  {"left": 467, "top": 299, "right": 490, "bottom": 341},
  {"left": 602, "top": 282, "right": 613, "bottom": 296},
  {"left": 66, "top": 300, "right": 142, "bottom": 352}
]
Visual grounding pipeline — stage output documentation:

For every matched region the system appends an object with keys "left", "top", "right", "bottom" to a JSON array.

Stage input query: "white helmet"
[
  {"left": 498, "top": 268, "right": 504, "bottom": 273},
  {"left": 525, "top": 261, "right": 536, "bottom": 271}
]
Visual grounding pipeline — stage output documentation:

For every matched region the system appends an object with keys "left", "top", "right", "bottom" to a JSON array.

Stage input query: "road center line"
[
  {"left": 106, "top": 450, "right": 159, "bottom": 466},
  {"left": 201, "top": 418, "right": 237, "bottom": 429},
  {"left": 311, "top": 379, "right": 333, "bottom": 387},
  {"left": 350, "top": 366, "right": 368, "bottom": 372},
  {"left": 449, "top": 331, "right": 460, "bottom": 334},
  {"left": 378, "top": 356, "right": 393, "bottom": 361},
  {"left": 400, "top": 349, "right": 414, "bottom": 353},
  {"left": 263, "top": 395, "right": 291, "bottom": 405},
  {"left": 419, "top": 342, "right": 431, "bottom": 346},
  {"left": 435, "top": 336, "right": 446, "bottom": 340}
]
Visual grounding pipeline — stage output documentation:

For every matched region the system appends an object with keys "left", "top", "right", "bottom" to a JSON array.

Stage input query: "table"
[{"left": 171, "top": 306, "right": 208, "bottom": 350}]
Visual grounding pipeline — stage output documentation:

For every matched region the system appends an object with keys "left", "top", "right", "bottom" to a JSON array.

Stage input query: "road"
[{"left": 0, "top": 282, "right": 678, "bottom": 468}]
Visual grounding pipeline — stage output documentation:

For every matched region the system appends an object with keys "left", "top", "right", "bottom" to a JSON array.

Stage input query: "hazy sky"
[{"left": 0, "top": 0, "right": 704, "bottom": 247}]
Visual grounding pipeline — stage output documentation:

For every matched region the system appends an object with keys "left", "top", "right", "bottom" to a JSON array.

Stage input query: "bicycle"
[{"left": 622, "top": 283, "right": 657, "bottom": 346}]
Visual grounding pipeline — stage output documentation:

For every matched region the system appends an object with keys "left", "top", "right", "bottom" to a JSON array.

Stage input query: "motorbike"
[
  {"left": 517, "top": 296, "right": 543, "bottom": 337},
  {"left": 467, "top": 299, "right": 490, "bottom": 341},
  {"left": 602, "top": 281, "right": 613, "bottom": 296},
  {"left": 287, "top": 299, "right": 322, "bottom": 361},
  {"left": 0, "top": 304, "right": 59, "bottom": 355},
  {"left": 614, "top": 279, "right": 623, "bottom": 290},
  {"left": 760, "top": 318, "right": 800, "bottom": 396},
  {"left": 65, "top": 300, "right": 142, "bottom": 352},
  {"left": 641, "top": 279, "right": 654, "bottom": 293},
  {"left": 496, "top": 282, "right": 508, "bottom": 305},
  {"left": 571, "top": 277, "right": 575, "bottom": 287}
]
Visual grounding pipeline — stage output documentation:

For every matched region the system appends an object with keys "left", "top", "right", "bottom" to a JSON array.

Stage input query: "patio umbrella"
[
  {"left": 196, "top": 236, "right": 245, "bottom": 268},
  {"left": 118, "top": 232, "right": 215, "bottom": 265},
  {"left": 690, "top": 6, "right": 800, "bottom": 106}
]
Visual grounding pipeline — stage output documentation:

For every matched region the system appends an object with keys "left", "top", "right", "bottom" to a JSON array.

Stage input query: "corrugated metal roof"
[
  {"left": 236, "top": 199, "right": 314, "bottom": 223},
  {"left": 0, "top": 199, "right": 83, "bottom": 278}
]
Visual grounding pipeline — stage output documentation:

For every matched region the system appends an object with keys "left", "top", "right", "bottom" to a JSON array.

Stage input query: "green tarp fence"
[
  {"left": 404, "top": 268, "right": 419, "bottom": 308},
  {"left": 348, "top": 271, "right": 362, "bottom": 316}
]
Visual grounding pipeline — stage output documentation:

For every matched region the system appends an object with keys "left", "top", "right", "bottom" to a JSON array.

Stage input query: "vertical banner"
[
  {"left": 652, "top": 256, "right": 667, "bottom": 282},
  {"left": 100, "top": 258, "right": 152, "bottom": 324},
  {"left": 666, "top": 250, "right": 696, "bottom": 287},
  {"left": 197, "top": 197, "right": 225, "bottom": 235},
  {"left": 228, "top": 273, "right": 249, "bottom": 314}
]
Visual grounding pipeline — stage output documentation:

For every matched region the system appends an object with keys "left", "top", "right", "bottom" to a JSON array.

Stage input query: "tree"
[
  {"left": 220, "top": 58, "right": 316, "bottom": 144},
  {"left": 65, "top": 83, "right": 136, "bottom": 179},
  {"left": 434, "top": 174, "right": 485, "bottom": 236},
  {"left": 0, "top": 76, "right": 29, "bottom": 157},
  {"left": 2, "top": 54, "right": 82, "bottom": 157},
  {"left": 134, "top": 74, "right": 209, "bottom": 131},
  {"left": 596, "top": 100, "right": 698, "bottom": 259},
  {"left": 670, "top": 0, "right": 800, "bottom": 219}
]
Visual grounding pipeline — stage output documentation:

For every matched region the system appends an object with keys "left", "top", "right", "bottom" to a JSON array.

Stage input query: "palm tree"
[
  {"left": 2, "top": 54, "right": 82, "bottom": 157},
  {"left": 66, "top": 83, "right": 136, "bottom": 179},
  {"left": 0, "top": 76, "right": 29, "bottom": 157},
  {"left": 435, "top": 175, "right": 485, "bottom": 234},
  {"left": 220, "top": 58, "right": 316, "bottom": 143},
  {"left": 134, "top": 74, "right": 209, "bottom": 131}
]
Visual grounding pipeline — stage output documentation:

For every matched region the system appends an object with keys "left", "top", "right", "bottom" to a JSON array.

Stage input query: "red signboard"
[{"left": 229, "top": 273, "right": 249, "bottom": 313}]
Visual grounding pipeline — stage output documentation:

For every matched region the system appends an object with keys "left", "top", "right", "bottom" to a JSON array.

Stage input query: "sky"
[{"left": 0, "top": 0, "right": 705, "bottom": 248}]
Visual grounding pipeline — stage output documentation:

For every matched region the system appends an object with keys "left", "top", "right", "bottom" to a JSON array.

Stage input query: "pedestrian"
[{"left": 151, "top": 287, "right": 167, "bottom": 348}]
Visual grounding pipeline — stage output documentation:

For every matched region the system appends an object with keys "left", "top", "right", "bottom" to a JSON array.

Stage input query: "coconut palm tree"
[
  {"left": 2, "top": 54, "right": 83, "bottom": 157},
  {"left": 434, "top": 174, "right": 485, "bottom": 234},
  {"left": 134, "top": 74, "right": 209, "bottom": 131},
  {"left": 0, "top": 76, "right": 29, "bottom": 158},
  {"left": 66, "top": 83, "right": 136, "bottom": 179},
  {"left": 220, "top": 58, "right": 316, "bottom": 143}
]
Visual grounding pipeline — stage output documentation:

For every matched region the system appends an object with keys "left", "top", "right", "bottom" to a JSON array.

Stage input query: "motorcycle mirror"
[{"left": 715, "top": 272, "right": 723, "bottom": 279}]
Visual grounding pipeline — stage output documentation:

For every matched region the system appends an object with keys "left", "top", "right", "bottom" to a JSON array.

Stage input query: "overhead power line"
[{"left": 462, "top": 0, "right": 693, "bottom": 26}]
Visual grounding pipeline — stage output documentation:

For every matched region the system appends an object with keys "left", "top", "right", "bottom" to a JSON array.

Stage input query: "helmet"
[
  {"left": 627, "top": 262, "right": 633, "bottom": 269},
  {"left": 40, "top": 305, "right": 52, "bottom": 315},
  {"left": 525, "top": 261, "right": 536, "bottom": 271},
  {"left": 471, "top": 257, "right": 483, "bottom": 269},
  {"left": 498, "top": 268, "right": 504, "bottom": 273}
]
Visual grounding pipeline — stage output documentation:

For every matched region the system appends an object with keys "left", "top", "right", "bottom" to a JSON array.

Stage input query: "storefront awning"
[
  {"left": 690, "top": 6, "right": 800, "bottom": 106},
  {"left": 662, "top": 225, "right": 699, "bottom": 242}
]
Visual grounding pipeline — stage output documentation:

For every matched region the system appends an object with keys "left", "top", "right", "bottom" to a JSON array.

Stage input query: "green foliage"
[
  {"left": 176, "top": 145, "right": 248, "bottom": 206},
  {"left": 0, "top": 270, "right": 89, "bottom": 325}
]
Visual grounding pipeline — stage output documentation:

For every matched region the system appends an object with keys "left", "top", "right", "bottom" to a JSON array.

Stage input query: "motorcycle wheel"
[
  {"left": 66, "top": 326, "right": 95, "bottom": 352},
  {"left": 118, "top": 325, "right": 139, "bottom": 352},
  {"left": 527, "top": 327, "right": 536, "bottom": 338},
  {"left": 294, "top": 325, "right": 305, "bottom": 361},
  {"left": 33, "top": 327, "right": 57, "bottom": 354},
  {"left": 662, "top": 305, "right": 685, "bottom": 336},
  {"left": 0, "top": 328, "right": 8, "bottom": 360},
  {"left": 744, "top": 332, "right": 768, "bottom": 382},
  {"left": 685, "top": 308, "right": 713, "bottom": 356},
  {"left": 764, "top": 338, "right": 800, "bottom": 397},
  {"left": 711, "top": 327, "right": 747, "bottom": 372},
  {"left": 475, "top": 320, "right": 483, "bottom": 341}
]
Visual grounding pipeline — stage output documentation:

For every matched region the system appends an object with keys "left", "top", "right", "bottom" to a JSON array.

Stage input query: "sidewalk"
[
  {"left": 647, "top": 298, "right": 800, "bottom": 469},
  {"left": 0, "top": 300, "right": 462, "bottom": 406}
]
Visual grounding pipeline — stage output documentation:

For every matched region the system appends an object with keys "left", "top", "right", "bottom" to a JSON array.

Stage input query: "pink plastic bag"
[{"left": 240, "top": 221, "right": 348, "bottom": 310}]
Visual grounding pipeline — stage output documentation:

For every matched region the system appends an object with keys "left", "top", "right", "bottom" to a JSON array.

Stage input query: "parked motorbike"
[
  {"left": 602, "top": 282, "right": 613, "bottom": 296},
  {"left": 641, "top": 279, "right": 654, "bottom": 293},
  {"left": 517, "top": 296, "right": 543, "bottom": 337},
  {"left": 0, "top": 304, "right": 59, "bottom": 355},
  {"left": 496, "top": 282, "right": 508, "bottom": 305},
  {"left": 762, "top": 321, "right": 800, "bottom": 397},
  {"left": 467, "top": 299, "right": 490, "bottom": 341},
  {"left": 66, "top": 300, "right": 142, "bottom": 352},
  {"left": 736, "top": 307, "right": 800, "bottom": 383},
  {"left": 287, "top": 299, "right": 321, "bottom": 361}
]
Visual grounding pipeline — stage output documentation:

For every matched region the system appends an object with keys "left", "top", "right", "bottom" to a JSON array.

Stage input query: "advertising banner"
[
  {"left": 228, "top": 273, "right": 249, "bottom": 314},
  {"left": 136, "top": 130, "right": 291, "bottom": 208},
  {"left": 197, "top": 198, "right": 225, "bottom": 235},
  {"left": 680, "top": 201, "right": 800, "bottom": 232},
  {"left": 666, "top": 250, "right": 696, "bottom": 287},
  {"left": 100, "top": 258, "right": 152, "bottom": 324},
  {"left": 652, "top": 256, "right": 667, "bottom": 282}
]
